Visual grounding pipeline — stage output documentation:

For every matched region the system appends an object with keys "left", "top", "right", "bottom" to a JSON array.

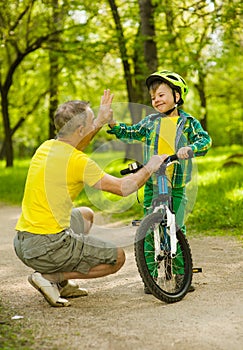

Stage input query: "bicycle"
[{"left": 121, "top": 152, "right": 194, "bottom": 303}]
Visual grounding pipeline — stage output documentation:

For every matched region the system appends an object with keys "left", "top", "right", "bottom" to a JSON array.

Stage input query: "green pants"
[{"left": 144, "top": 187, "right": 187, "bottom": 276}]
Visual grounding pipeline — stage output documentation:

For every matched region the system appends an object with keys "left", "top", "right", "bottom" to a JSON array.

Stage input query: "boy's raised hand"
[{"left": 95, "top": 89, "right": 114, "bottom": 128}]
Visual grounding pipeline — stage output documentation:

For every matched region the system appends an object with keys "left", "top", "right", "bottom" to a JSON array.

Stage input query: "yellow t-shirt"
[
  {"left": 16, "top": 140, "right": 105, "bottom": 234},
  {"left": 158, "top": 117, "right": 178, "bottom": 180}
]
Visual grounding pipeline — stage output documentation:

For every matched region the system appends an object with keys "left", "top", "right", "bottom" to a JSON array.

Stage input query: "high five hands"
[{"left": 95, "top": 89, "right": 114, "bottom": 128}]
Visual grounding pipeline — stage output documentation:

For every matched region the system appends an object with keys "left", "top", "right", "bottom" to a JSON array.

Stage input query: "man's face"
[{"left": 150, "top": 83, "right": 178, "bottom": 114}]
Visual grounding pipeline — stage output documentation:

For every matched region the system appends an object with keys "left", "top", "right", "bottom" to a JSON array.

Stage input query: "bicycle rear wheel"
[{"left": 134, "top": 212, "right": 193, "bottom": 303}]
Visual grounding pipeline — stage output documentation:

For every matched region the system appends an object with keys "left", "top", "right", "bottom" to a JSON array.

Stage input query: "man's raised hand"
[{"left": 95, "top": 89, "right": 114, "bottom": 128}]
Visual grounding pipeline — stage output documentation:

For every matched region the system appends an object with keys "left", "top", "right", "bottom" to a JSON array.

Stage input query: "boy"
[{"left": 108, "top": 70, "right": 212, "bottom": 293}]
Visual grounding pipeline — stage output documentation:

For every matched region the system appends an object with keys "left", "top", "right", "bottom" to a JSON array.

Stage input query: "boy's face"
[{"left": 150, "top": 83, "right": 179, "bottom": 114}]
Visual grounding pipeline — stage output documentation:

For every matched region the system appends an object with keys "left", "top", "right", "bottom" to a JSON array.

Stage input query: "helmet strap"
[
  {"left": 172, "top": 89, "right": 177, "bottom": 103},
  {"left": 162, "top": 88, "right": 182, "bottom": 115},
  {"left": 164, "top": 104, "right": 177, "bottom": 115}
]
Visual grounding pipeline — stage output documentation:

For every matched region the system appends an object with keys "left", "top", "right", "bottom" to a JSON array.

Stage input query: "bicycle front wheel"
[{"left": 134, "top": 212, "right": 193, "bottom": 303}]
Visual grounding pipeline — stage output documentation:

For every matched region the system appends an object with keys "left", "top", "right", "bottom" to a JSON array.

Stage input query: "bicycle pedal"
[
  {"left": 192, "top": 267, "right": 202, "bottom": 273},
  {"left": 132, "top": 220, "right": 141, "bottom": 226}
]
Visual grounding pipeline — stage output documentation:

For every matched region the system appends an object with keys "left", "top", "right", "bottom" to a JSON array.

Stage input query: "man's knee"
[
  {"left": 78, "top": 207, "right": 94, "bottom": 223},
  {"left": 115, "top": 247, "right": 126, "bottom": 271},
  {"left": 77, "top": 207, "right": 94, "bottom": 233}
]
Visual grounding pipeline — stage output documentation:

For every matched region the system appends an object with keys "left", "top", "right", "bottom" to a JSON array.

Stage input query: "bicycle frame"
[
  {"left": 152, "top": 161, "right": 177, "bottom": 258},
  {"left": 122, "top": 152, "right": 194, "bottom": 302}
]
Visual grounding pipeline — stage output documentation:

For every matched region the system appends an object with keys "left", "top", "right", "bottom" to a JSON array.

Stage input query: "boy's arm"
[
  {"left": 187, "top": 118, "right": 212, "bottom": 156},
  {"left": 107, "top": 117, "right": 151, "bottom": 142}
]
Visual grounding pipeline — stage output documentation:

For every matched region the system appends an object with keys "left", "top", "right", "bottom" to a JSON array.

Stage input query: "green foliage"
[{"left": 1, "top": 0, "right": 243, "bottom": 162}]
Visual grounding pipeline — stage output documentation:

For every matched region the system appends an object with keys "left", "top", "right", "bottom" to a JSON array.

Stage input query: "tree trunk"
[
  {"left": 49, "top": 54, "right": 59, "bottom": 139},
  {"left": 108, "top": 0, "right": 158, "bottom": 162},
  {"left": 138, "top": 0, "right": 158, "bottom": 73},
  {"left": 108, "top": 0, "right": 141, "bottom": 161},
  {"left": 107, "top": 0, "right": 135, "bottom": 102},
  {"left": 195, "top": 71, "right": 208, "bottom": 130},
  {"left": 48, "top": 0, "right": 61, "bottom": 139},
  {"left": 0, "top": 2, "right": 57, "bottom": 167},
  {"left": 1, "top": 91, "right": 13, "bottom": 167},
  {"left": 127, "top": 0, "right": 158, "bottom": 162},
  {"left": 0, "top": 117, "right": 25, "bottom": 160}
]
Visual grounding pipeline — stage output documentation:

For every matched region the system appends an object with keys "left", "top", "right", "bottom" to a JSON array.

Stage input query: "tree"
[
  {"left": 48, "top": 0, "right": 62, "bottom": 139},
  {"left": 0, "top": 0, "right": 59, "bottom": 166},
  {"left": 0, "top": 0, "right": 90, "bottom": 165},
  {"left": 107, "top": 0, "right": 158, "bottom": 161},
  {"left": 0, "top": 0, "right": 242, "bottom": 167}
]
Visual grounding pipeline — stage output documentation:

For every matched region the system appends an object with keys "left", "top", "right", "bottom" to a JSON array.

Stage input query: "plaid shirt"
[{"left": 108, "top": 109, "right": 212, "bottom": 208}]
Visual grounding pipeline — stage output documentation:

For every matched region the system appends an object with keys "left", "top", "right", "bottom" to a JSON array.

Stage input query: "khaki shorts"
[{"left": 13, "top": 208, "right": 117, "bottom": 274}]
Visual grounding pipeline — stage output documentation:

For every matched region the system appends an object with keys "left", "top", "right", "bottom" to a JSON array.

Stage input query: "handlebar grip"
[
  {"left": 164, "top": 149, "right": 194, "bottom": 164},
  {"left": 120, "top": 162, "right": 143, "bottom": 175},
  {"left": 187, "top": 149, "right": 194, "bottom": 158},
  {"left": 166, "top": 154, "right": 178, "bottom": 162},
  {"left": 120, "top": 168, "right": 131, "bottom": 175}
]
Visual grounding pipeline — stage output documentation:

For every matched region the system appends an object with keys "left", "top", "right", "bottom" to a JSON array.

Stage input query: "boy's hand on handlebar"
[
  {"left": 177, "top": 147, "right": 193, "bottom": 159},
  {"left": 146, "top": 154, "right": 168, "bottom": 173}
]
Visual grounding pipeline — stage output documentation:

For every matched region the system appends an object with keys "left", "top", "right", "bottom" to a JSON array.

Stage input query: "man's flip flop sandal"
[
  {"left": 59, "top": 280, "right": 88, "bottom": 298},
  {"left": 28, "top": 272, "right": 70, "bottom": 307}
]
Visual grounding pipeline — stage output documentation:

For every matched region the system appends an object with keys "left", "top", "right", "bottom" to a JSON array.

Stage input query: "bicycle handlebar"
[
  {"left": 120, "top": 162, "right": 143, "bottom": 175},
  {"left": 163, "top": 149, "right": 194, "bottom": 165},
  {"left": 120, "top": 149, "right": 194, "bottom": 175}
]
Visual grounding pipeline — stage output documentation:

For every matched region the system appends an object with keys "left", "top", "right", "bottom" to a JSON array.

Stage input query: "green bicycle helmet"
[{"left": 146, "top": 70, "right": 189, "bottom": 104}]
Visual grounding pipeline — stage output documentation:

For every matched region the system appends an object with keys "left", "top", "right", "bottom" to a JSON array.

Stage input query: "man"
[{"left": 14, "top": 90, "right": 167, "bottom": 307}]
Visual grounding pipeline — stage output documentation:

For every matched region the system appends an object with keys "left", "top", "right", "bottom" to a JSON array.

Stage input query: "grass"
[
  {"left": 186, "top": 145, "right": 243, "bottom": 237},
  {"left": 0, "top": 145, "right": 242, "bottom": 237},
  {"left": 0, "top": 301, "right": 34, "bottom": 350},
  {"left": 0, "top": 159, "right": 31, "bottom": 204}
]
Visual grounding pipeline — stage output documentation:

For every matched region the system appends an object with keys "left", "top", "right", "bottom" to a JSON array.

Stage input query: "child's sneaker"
[
  {"left": 144, "top": 285, "right": 152, "bottom": 294},
  {"left": 175, "top": 274, "right": 195, "bottom": 292}
]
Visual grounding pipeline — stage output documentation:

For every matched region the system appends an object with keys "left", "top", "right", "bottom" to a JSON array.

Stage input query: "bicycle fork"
[{"left": 154, "top": 205, "right": 177, "bottom": 259}]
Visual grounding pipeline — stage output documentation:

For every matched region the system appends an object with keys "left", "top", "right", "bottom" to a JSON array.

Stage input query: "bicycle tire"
[{"left": 134, "top": 212, "right": 193, "bottom": 303}]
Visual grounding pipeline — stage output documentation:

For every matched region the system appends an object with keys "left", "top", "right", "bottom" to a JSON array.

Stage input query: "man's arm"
[
  {"left": 76, "top": 89, "right": 114, "bottom": 151},
  {"left": 92, "top": 154, "right": 167, "bottom": 197}
]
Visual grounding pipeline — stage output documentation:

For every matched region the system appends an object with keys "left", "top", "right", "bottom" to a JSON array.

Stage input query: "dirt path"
[{"left": 0, "top": 206, "right": 242, "bottom": 350}]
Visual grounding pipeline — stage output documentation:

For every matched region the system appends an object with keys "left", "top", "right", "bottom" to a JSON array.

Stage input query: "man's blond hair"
[{"left": 54, "top": 100, "right": 89, "bottom": 136}]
